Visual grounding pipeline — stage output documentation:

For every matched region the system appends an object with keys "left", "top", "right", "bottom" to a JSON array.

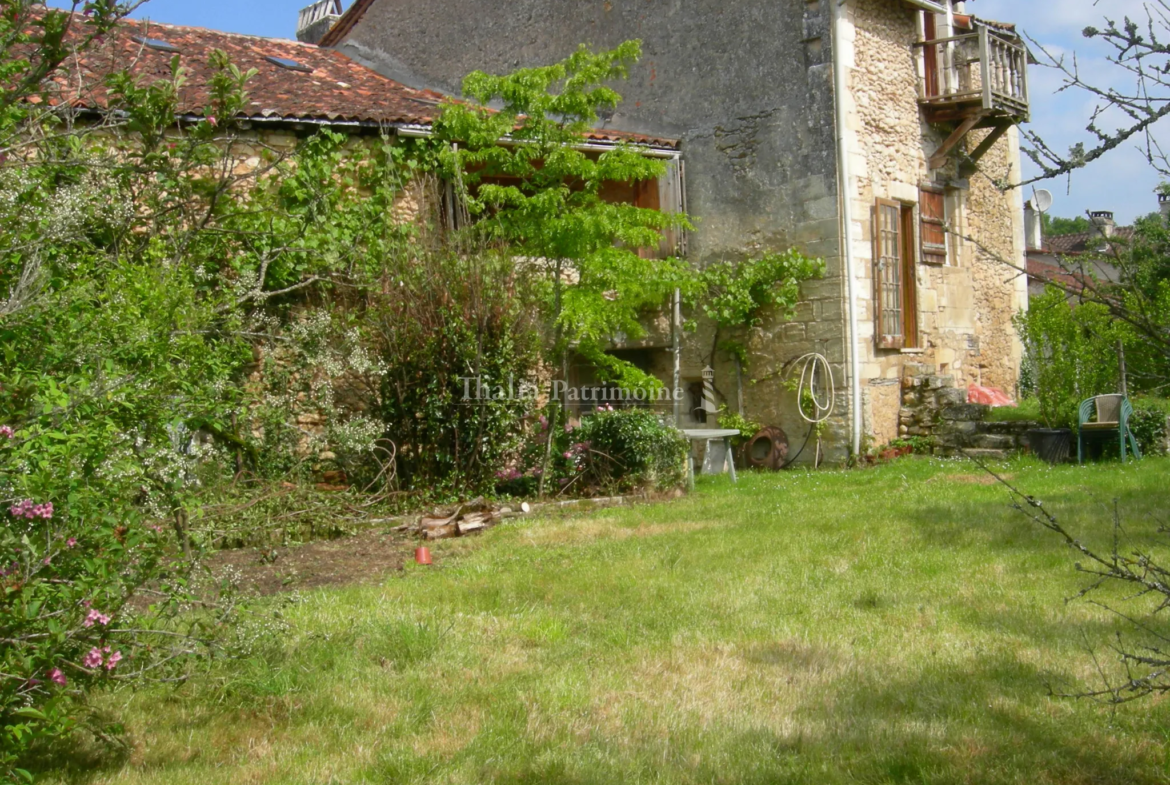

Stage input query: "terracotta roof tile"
[
  {"left": 45, "top": 15, "right": 443, "bottom": 126},
  {"left": 1045, "top": 226, "right": 1134, "bottom": 255},
  {"left": 40, "top": 13, "right": 679, "bottom": 148}
]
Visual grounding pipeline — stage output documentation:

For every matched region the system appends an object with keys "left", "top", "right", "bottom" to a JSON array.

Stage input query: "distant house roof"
[
  {"left": 1026, "top": 256, "right": 1080, "bottom": 289},
  {"left": 41, "top": 14, "right": 679, "bottom": 148},
  {"left": 1044, "top": 227, "right": 1135, "bottom": 255}
]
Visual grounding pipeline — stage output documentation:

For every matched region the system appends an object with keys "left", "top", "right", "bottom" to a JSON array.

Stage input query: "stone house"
[{"left": 314, "top": 0, "right": 1032, "bottom": 462}]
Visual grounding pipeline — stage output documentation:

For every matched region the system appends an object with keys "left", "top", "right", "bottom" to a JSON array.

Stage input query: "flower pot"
[
  {"left": 415, "top": 547, "right": 432, "bottom": 566},
  {"left": 1026, "top": 428, "right": 1072, "bottom": 465}
]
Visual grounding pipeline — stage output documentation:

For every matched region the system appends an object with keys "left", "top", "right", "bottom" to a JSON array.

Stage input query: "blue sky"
[
  {"left": 50, "top": 0, "right": 1167, "bottom": 225},
  {"left": 50, "top": 0, "right": 300, "bottom": 39},
  {"left": 977, "top": 0, "right": 1164, "bottom": 224}
]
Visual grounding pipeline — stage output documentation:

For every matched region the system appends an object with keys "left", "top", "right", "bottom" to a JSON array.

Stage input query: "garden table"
[{"left": 681, "top": 428, "right": 740, "bottom": 490}]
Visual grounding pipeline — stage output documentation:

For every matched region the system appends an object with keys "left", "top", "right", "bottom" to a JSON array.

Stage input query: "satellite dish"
[{"left": 1032, "top": 188, "right": 1054, "bottom": 213}]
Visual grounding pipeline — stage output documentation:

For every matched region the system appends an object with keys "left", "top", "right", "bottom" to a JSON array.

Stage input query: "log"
[
  {"left": 425, "top": 524, "right": 458, "bottom": 540},
  {"left": 457, "top": 520, "right": 487, "bottom": 535},
  {"left": 420, "top": 515, "right": 456, "bottom": 530}
]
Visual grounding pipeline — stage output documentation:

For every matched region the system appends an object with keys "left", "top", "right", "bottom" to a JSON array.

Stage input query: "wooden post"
[
  {"left": 1119, "top": 340, "right": 1128, "bottom": 397},
  {"left": 735, "top": 355, "right": 745, "bottom": 416},
  {"left": 672, "top": 288, "right": 682, "bottom": 426}
]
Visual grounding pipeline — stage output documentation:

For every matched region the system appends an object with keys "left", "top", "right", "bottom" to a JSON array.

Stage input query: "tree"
[
  {"left": 430, "top": 40, "right": 695, "bottom": 395},
  {"left": 1040, "top": 213, "right": 1092, "bottom": 238},
  {"left": 1021, "top": 1, "right": 1170, "bottom": 186},
  {"left": 0, "top": 4, "right": 448, "bottom": 772}
]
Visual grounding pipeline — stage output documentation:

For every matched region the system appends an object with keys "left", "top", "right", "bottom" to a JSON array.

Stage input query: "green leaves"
[
  {"left": 432, "top": 40, "right": 694, "bottom": 384},
  {"left": 698, "top": 250, "right": 826, "bottom": 332}
]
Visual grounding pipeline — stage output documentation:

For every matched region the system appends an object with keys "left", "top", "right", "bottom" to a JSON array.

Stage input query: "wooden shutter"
[
  {"left": 922, "top": 13, "right": 940, "bottom": 99},
  {"left": 901, "top": 205, "right": 920, "bottom": 348},
  {"left": 874, "top": 199, "right": 905, "bottom": 349},
  {"left": 658, "top": 157, "right": 687, "bottom": 258},
  {"left": 920, "top": 187, "right": 947, "bottom": 265}
]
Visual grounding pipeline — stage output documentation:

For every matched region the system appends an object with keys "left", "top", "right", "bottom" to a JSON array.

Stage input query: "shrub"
[
  {"left": 1015, "top": 289, "right": 1131, "bottom": 428},
  {"left": 717, "top": 409, "right": 761, "bottom": 451},
  {"left": 574, "top": 409, "right": 688, "bottom": 493},
  {"left": 1129, "top": 401, "right": 1170, "bottom": 456}
]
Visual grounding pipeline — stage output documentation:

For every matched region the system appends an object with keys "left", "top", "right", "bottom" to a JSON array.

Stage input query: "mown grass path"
[{"left": 55, "top": 458, "right": 1170, "bottom": 784}]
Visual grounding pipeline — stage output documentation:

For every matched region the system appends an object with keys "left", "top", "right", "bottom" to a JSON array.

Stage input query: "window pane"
[{"left": 878, "top": 203, "right": 902, "bottom": 341}]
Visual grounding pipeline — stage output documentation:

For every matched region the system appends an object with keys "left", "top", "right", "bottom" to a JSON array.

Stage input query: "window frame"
[{"left": 873, "top": 198, "right": 920, "bottom": 350}]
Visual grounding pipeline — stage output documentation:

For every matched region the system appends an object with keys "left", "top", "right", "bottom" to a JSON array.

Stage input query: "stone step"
[
  {"left": 972, "top": 434, "right": 1018, "bottom": 450},
  {"left": 984, "top": 421, "right": 1037, "bottom": 436},
  {"left": 951, "top": 448, "right": 1014, "bottom": 462}
]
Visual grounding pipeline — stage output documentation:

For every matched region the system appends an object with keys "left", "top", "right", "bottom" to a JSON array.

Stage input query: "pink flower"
[
  {"left": 83, "top": 609, "right": 111, "bottom": 628},
  {"left": 563, "top": 451, "right": 573, "bottom": 459},
  {"left": 66, "top": 538, "right": 77, "bottom": 548},
  {"left": 82, "top": 648, "right": 103, "bottom": 668},
  {"left": 8, "top": 499, "right": 52, "bottom": 520},
  {"left": 42, "top": 556, "right": 51, "bottom": 566},
  {"left": 48, "top": 668, "right": 66, "bottom": 686},
  {"left": 0, "top": 425, "right": 13, "bottom": 439},
  {"left": 104, "top": 650, "right": 122, "bottom": 671},
  {"left": 207, "top": 116, "right": 218, "bottom": 128}
]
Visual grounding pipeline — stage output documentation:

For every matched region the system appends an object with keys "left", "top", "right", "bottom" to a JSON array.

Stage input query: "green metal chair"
[{"left": 1077, "top": 394, "right": 1142, "bottom": 464}]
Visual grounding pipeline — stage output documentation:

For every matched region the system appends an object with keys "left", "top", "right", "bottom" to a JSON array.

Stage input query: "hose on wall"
[{"left": 782, "top": 353, "right": 837, "bottom": 469}]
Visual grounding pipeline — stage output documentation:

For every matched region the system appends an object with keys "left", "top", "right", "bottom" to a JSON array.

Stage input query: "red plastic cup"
[{"left": 415, "top": 547, "right": 432, "bottom": 565}]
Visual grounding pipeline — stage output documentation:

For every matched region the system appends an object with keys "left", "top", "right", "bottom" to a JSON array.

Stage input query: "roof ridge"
[{"left": 124, "top": 16, "right": 317, "bottom": 49}]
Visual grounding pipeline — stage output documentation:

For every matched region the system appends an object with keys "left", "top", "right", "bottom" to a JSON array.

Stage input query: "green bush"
[
  {"left": 717, "top": 409, "right": 762, "bottom": 450},
  {"left": 1130, "top": 401, "right": 1170, "bottom": 456},
  {"left": 1015, "top": 289, "right": 1131, "bottom": 428},
  {"left": 574, "top": 409, "right": 688, "bottom": 493}
]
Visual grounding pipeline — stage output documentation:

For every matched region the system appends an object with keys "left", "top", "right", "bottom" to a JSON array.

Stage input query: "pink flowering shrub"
[
  {"left": 7, "top": 499, "right": 52, "bottom": 520},
  {"left": 493, "top": 411, "right": 583, "bottom": 497}
]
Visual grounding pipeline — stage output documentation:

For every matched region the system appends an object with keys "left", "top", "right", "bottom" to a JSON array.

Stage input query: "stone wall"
[
  {"left": 328, "top": 0, "right": 1029, "bottom": 464},
  {"left": 843, "top": 0, "right": 1028, "bottom": 448},
  {"left": 900, "top": 361, "right": 1033, "bottom": 458},
  {"left": 334, "top": 0, "right": 856, "bottom": 463}
]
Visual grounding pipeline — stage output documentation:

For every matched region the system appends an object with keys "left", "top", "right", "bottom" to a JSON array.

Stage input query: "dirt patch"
[
  {"left": 206, "top": 528, "right": 417, "bottom": 597},
  {"left": 932, "top": 473, "right": 1015, "bottom": 486}
]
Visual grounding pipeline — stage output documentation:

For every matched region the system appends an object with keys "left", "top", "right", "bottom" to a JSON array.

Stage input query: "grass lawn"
[{"left": 49, "top": 458, "right": 1170, "bottom": 784}]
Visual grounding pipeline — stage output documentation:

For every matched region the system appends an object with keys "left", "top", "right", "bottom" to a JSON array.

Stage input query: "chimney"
[
  {"left": 297, "top": 0, "right": 342, "bottom": 45},
  {"left": 1160, "top": 192, "right": 1170, "bottom": 220},
  {"left": 1024, "top": 200, "right": 1043, "bottom": 251},
  {"left": 1089, "top": 210, "right": 1115, "bottom": 238}
]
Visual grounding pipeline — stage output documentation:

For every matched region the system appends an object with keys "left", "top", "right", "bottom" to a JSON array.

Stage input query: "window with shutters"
[
  {"left": 873, "top": 199, "right": 920, "bottom": 349},
  {"left": 920, "top": 187, "right": 948, "bottom": 265}
]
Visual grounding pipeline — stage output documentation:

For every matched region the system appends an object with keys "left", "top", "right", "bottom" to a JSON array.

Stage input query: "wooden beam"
[
  {"left": 958, "top": 122, "right": 1012, "bottom": 178},
  {"left": 928, "top": 113, "right": 983, "bottom": 170},
  {"left": 967, "top": 123, "right": 1011, "bottom": 166}
]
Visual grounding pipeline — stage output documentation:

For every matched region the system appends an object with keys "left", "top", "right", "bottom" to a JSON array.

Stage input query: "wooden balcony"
[{"left": 916, "top": 25, "right": 1030, "bottom": 127}]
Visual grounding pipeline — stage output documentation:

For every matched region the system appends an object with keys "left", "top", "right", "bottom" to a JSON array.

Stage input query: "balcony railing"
[
  {"left": 298, "top": 0, "right": 342, "bottom": 32},
  {"left": 916, "top": 25, "right": 1029, "bottom": 124}
]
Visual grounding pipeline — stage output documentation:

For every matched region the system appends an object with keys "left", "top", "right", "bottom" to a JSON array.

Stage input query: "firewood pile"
[{"left": 393, "top": 497, "right": 531, "bottom": 541}]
